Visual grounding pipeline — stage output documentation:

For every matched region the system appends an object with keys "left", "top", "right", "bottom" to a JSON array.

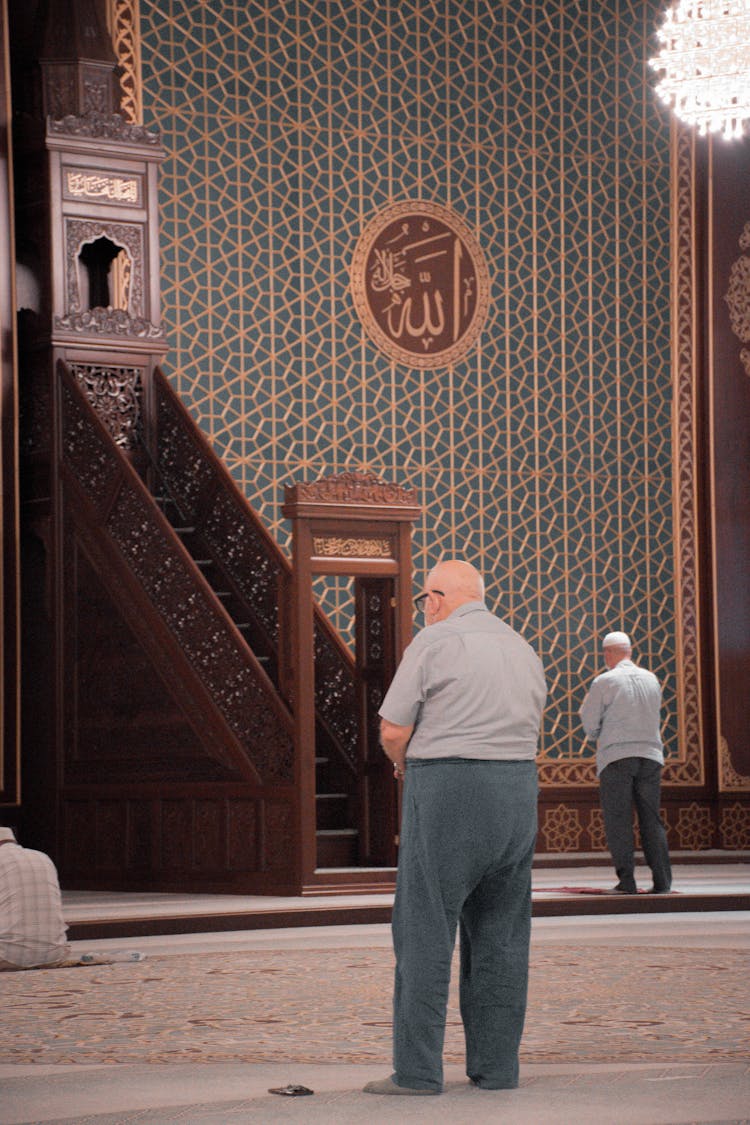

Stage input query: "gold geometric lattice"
[
  {"left": 313, "top": 575, "right": 356, "bottom": 653},
  {"left": 541, "top": 804, "right": 584, "bottom": 853},
  {"left": 130, "top": 1, "right": 703, "bottom": 790},
  {"left": 674, "top": 803, "right": 714, "bottom": 850},
  {"left": 719, "top": 803, "right": 750, "bottom": 850}
]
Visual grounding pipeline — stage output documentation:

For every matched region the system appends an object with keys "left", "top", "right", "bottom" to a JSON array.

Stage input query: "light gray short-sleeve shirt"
[
  {"left": 579, "top": 658, "right": 664, "bottom": 776},
  {"left": 379, "top": 601, "right": 547, "bottom": 760}
]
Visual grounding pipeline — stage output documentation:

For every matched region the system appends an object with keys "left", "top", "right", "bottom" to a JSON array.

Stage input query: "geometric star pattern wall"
[{"left": 138, "top": 1, "right": 679, "bottom": 785}]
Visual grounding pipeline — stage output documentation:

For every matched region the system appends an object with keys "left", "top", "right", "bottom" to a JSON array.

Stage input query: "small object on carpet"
[
  {"left": 269, "top": 1084, "right": 314, "bottom": 1096},
  {"left": 79, "top": 951, "right": 146, "bottom": 964}
]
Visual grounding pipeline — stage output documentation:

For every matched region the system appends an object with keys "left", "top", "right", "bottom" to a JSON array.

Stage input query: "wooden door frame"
[{"left": 282, "top": 472, "right": 420, "bottom": 891}]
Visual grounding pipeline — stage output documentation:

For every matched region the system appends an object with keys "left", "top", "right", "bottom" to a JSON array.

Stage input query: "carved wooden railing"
[
  {"left": 59, "top": 360, "right": 295, "bottom": 784},
  {"left": 151, "top": 367, "right": 359, "bottom": 774}
]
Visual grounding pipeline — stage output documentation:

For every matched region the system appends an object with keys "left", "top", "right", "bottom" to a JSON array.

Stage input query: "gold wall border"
[
  {"left": 665, "top": 122, "right": 705, "bottom": 787},
  {"left": 107, "top": 0, "right": 142, "bottom": 125}
]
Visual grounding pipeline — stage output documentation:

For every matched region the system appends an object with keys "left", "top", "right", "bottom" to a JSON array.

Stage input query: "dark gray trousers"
[
  {"left": 599, "top": 756, "right": 672, "bottom": 891},
  {"left": 391, "top": 758, "right": 538, "bottom": 1092}
]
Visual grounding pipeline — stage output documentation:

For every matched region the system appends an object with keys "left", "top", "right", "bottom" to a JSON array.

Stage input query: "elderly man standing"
[
  {"left": 364, "top": 559, "right": 546, "bottom": 1097},
  {"left": 0, "top": 827, "right": 71, "bottom": 971},
  {"left": 579, "top": 631, "right": 672, "bottom": 896}
]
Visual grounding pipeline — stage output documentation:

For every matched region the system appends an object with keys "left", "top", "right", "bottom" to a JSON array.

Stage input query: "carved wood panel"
[
  {"left": 60, "top": 362, "right": 295, "bottom": 785},
  {"left": 60, "top": 793, "right": 296, "bottom": 890},
  {"left": 70, "top": 362, "right": 143, "bottom": 450},
  {"left": 63, "top": 529, "right": 236, "bottom": 785},
  {"left": 154, "top": 368, "right": 358, "bottom": 776},
  {"left": 63, "top": 217, "right": 145, "bottom": 317}
]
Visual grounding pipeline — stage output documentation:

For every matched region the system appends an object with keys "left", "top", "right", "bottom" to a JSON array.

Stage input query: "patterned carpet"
[{"left": 1, "top": 944, "right": 747, "bottom": 1067}]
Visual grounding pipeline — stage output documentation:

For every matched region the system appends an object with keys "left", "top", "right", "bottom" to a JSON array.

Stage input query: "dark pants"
[
  {"left": 391, "top": 758, "right": 538, "bottom": 1092},
  {"left": 599, "top": 757, "right": 672, "bottom": 892}
]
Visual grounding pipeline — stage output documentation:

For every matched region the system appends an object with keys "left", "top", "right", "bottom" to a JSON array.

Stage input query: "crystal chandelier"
[{"left": 649, "top": 0, "right": 750, "bottom": 141}]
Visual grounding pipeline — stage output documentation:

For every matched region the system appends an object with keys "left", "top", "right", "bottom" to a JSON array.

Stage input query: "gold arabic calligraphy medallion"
[{"left": 350, "top": 200, "right": 489, "bottom": 369}]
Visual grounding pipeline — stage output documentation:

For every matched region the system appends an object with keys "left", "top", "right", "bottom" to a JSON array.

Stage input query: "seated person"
[{"left": 0, "top": 827, "right": 71, "bottom": 970}]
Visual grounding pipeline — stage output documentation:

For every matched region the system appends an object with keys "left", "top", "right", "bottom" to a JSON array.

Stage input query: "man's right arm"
[
  {"left": 579, "top": 680, "right": 604, "bottom": 741},
  {"left": 379, "top": 718, "right": 414, "bottom": 777},
  {"left": 377, "top": 637, "right": 427, "bottom": 773}
]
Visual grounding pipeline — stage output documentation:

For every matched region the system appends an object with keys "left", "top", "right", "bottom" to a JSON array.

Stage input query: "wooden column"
[
  {"left": 0, "top": 0, "right": 20, "bottom": 812},
  {"left": 707, "top": 135, "right": 750, "bottom": 816}
]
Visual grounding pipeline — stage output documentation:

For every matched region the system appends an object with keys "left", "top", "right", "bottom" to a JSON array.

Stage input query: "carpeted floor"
[{"left": 1, "top": 944, "right": 747, "bottom": 1067}]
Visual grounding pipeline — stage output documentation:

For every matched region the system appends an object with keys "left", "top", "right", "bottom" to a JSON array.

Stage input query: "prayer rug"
[{"left": 0, "top": 943, "right": 745, "bottom": 1067}]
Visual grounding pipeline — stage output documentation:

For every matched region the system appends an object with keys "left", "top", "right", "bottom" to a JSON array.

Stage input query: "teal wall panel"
[{"left": 139, "top": 1, "right": 676, "bottom": 776}]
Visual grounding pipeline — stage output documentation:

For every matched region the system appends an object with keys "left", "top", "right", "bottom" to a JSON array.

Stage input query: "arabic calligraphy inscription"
[
  {"left": 351, "top": 200, "right": 489, "bottom": 369},
  {"left": 312, "top": 537, "right": 393, "bottom": 560},
  {"left": 64, "top": 170, "right": 142, "bottom": 206}
]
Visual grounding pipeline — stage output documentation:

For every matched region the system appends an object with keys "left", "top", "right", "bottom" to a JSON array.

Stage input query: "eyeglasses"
[{"left": 413, "top": 589, "right": 445, "bottom": 610}]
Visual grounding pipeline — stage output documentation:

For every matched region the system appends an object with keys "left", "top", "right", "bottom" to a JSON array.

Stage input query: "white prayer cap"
[
  {"left": 0, "top": 826, "right": 16, "bottom": 842},
  {"left": 602, "top": 631, "right": 631, "bottom": 649}
]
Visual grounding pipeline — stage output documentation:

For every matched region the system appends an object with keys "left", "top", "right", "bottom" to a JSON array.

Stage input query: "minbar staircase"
[
  {"left": 53, "top": 360, "right": 365, "bottom": 891},
  {"left": 149, "top": 530, "right": 360, "bottom": 862}
]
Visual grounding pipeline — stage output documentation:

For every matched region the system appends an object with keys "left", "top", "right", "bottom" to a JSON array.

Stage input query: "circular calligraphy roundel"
[{"left": 350, "top": 200, "right": 490, "bottom": 369}]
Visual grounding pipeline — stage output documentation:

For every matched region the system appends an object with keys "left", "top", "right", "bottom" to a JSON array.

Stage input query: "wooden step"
[
  {"left": 315, "top": 792, "right": 350, "bottom": 829},
  {"left": 316, "top": 828, "right": 358, "bottom": 867}
]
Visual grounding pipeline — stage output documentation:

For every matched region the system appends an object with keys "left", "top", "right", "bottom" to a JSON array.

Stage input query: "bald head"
[{"left": 423, "top": 560, "right": 484, "bottom": 624}]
